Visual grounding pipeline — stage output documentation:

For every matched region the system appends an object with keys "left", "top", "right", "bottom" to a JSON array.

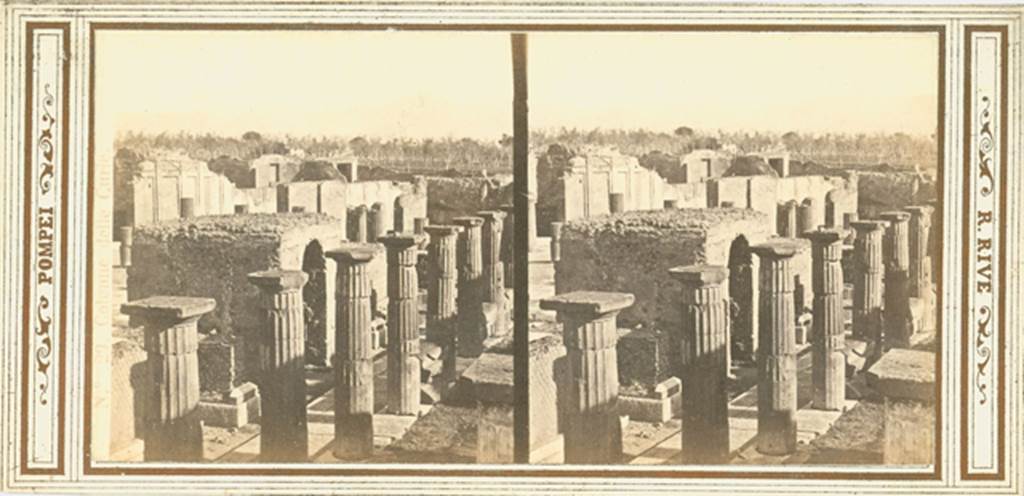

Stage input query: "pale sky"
[{"left": 96, "top": 30, "right": 938, "bottom": 142}]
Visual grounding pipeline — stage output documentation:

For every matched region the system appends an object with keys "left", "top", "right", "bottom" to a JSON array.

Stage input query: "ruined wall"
[
  {"left": 424, "top": 175, "right": 513, "bottom": 225},
  {"left": 664, "top": 182, "right": 707, "bottom": 208},
  {"left": 555, "top": 208, "right": 771, "bottom": 330},
  {"left": 131, "top": 156, "right": 241, "bottom": 226},
  {"left": 237, "top": 186, "right": 277, "bottom": 213},
  {"left": 276, "top": 180, "right": 349, "bottom": 229},
  {"left": 857, "top": 171, "right": 930, "bottom": 218},
  {"left": 127, "top": 214, "right": 347, "bottom": 385}
]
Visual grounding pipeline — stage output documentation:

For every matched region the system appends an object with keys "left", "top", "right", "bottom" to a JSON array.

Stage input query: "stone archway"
[{"left": 728, "top": 235, "right": 757, "bottom": 362}]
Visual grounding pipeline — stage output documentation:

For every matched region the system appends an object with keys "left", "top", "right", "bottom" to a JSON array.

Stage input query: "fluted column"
[
  {"left": 805, "top": 229, "right": 847, "bottom": 410},
  {"left": 325, "top": 246, "right": 377, "bottom": 459},
  {"left": 122, "top": 296, "right": 215, "bottom": 462},
  {"left": 751, "top": 240, "right": 801, "bottom": 455},
  {"left": 478, "top": 210, "right": 507, "bottom": 337},
  {"left": 880, "top": 211, "right": 912, "bottom": 348},
  {"left": 248, "top": 270, "right": 309, "bottom": 462},
  {"left": 777, "top": 200, "right": 797, "bottom": 238},
  {"left": 540, "top": 291, "right": 634, "bottom": 464},
  {"left": 851, "top": 220, "right": 887, "bottom": 344},
  {"left": 381, "top": 234, "right": 423, "bottom": 415},
  {"left": 669, "top": 266, "right": 730, "bottom": 463},
  {"left": 453, "top": 216, "right": 485, "bottom": 357},
  {"left": 424, "top": 225, "right": 462, "bottom": 383},
  {"left": 905, "top": 206, "right": 933, "bottom": 298}
]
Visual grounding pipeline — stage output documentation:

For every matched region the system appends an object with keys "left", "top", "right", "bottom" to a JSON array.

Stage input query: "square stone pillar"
[
  {"left": 380, "top": 234, "right": 425, "bottom": 416},
  {"left": 668, "top": 265, "right": 731, "bottom": 464},
  {"left": 866, "top": 349, "right": 935, "bottom": 465},
  {"left": 424, "top": 225, "right": 463, "bottom": 383},
  {"left": 850, "top": 220, "right": 888, "bottom": 347},
  {"left": 122, "top": 296, "right": 216, "bottom": 462},
  {"left": 880, "top": 211, "right": 912, "bottom": 349},
  {"left": 540, "top": 291, "right": 634, "bottom": 464},
  {"left": 478, "top": 210, "right": 508, "bottom": 337},
  {"left": 325, "top": 246, "right": 378, "bottom": 459},
  {"left": 751, "top": 240, "right": 802, "bottom": 456},
  {"left": 804, "top": 229, "right": 847, "bottom": 411},
  {"left": 453, "top": 216, "right": 486, "bottom": 357},
  {"left": 248, "top": 270, "right": 310, "bottom": 462}
]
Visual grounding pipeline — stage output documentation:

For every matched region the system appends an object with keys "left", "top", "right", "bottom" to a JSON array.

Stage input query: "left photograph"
[{"left": 91, "top": 29, "right": 516, "bottom": 464}]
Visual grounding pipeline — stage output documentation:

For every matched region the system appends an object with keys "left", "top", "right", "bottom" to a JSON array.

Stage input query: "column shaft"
[
  {"left": 851, "top": 221, "right": 886, "bottom": 344},
  {"left": 881, "top": 212, "right": 912, "bottom": 348},
  {"left": 454, "top": 217, "right": 485, "bottom": 357},
  {"left": 382, "top": 235, "right": 423, "bottom": 415},
  {"left": 425, "top": 226, "right": 461, "bottom": 382},
  {"left": 479, "top": 211, "right": 507, "bottom": 337},
  {"left": 807, "top": 230, "right": 846, "bottom": 410}
]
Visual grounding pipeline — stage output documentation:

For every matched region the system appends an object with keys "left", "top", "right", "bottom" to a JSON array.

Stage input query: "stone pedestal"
[
  {"left": 797, "top": 199, "right": 816, "bottom": 235},
  {"left": 751, "top": 240, "right": 802, "bottom": 455},
  {"left": 248, "top": 270, "right": 310, "bottom": 462},
  {"left": 663, "top": 199, "right": 678, "bottom": 210},
  {"left": 850, "top": 220, "right": 888, "bottom": 345},
  {"left": 118, "top": 226, "right": 133, "bottom": 267},
  {"left": 550, "top": 221, "right": 563, "bottom": 263},
  {"left": 478, "top": 210, "right": 507, "bottom": 337},
  {"left": 424, "top": 225, "right": 462, "bottom": 383},
  {"left": 540, "top": 291, "right": 634, "bottom": 464},
  {"left": 453, "top": 216, "right": 486, "bottom": 357},
  {"left": 880, "top": 211, "right": 912, "bottom": 349},
  {"left": 325, "top": 246, "right": 378, "bottom": 459},
  {"left": 668, "top": 265, "right": 731, "bottom": 463},
  {"left": 609, "top": 193, "right": 625, "bottom": 214},
  {"left": 805, "top": 229, "right": 846, "bottom": 411},
  {"left": 121, "top": 296, "right": 215, "bottom": 462},
  {"left": 777, "top": 201, "right": 798, "bottom": 238},
  {"left": 866, "top": 349, "right": 936, "bottom": 465},
  {"left": 180, "top": 197, "right": 195, "bottom": 219},
  {"left": 381, "top": 234, "right": 424, "bottom": 415},
  {"left": 350, "top": 205, "right": 368, "bottom": 242}
]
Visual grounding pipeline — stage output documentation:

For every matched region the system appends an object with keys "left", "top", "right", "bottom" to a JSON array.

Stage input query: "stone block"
[
  {"left": 617, "top": 377, "right": 682, "bottom": 423},
  {"left": 617, "top": 328, "right": 673, "bottom": 387},
  {"left": 476, "top": 404, "right": 514, "bottom": 464},
  {"left": 866, "top": 349, "right": 936, "bottom": 403},
  {"left": 461, "top": 352, "right": 513, "bottom": 405},
  {"left": 198, "top": 333, "right": 239, "bottom": 394},
  {"left": 196, "top": 382, "right": 261, "bottom": 428}
]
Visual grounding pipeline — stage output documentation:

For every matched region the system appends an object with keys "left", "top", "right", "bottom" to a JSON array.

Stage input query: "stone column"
[
  {"left": 351, "top": 205, "right": 368, "bottom": 242},
  {"left": 179, "top": 197, "right": 195, "bottom": 219},
  {"left": 805, "top": 229, "right": 847, "bottom": 411},
  {"left": 797, "top": 199, "right": 816, "bottom": 235},
  {"left": 453, "top": 216, "right": 485, "bottom": 357},
  {"left": 248, "top": 270, "right": 309, "bottom": 462},
  {"left": 118, "top": 226, "right": 133, "bottom": 267},
  {"left": 414, "top": 217, "right": 429, "bottom": 235},
  {"left": 905, "top": 205, "right": 934, "bottom": 298},
  {"left": 478, "top": 210, "right": 507, "bottom": 337},
  {"left": 369, "top": 202, "right": 386, "bottom": 242},
  {"left": 121, "top": 296, "right": 214, "bottom": 462},
  {"left": 381, "top": 234, "right": 423, "bottom": 415},
  {"left": 777, "top": 201, "right": 797, "bottom": 238},
  {"left": 424, "top": 225, "right": 462, "bottom": 383},
  {"left": 850, "top": 220, "right": 887, "bottom": 344},
  {"left": 609, "top": 193, "right": 625, "bottom": 214},
  {"left": 668, "top": 265, "right": 731, "bottom": 463},
  {"left": 549, "top": 221, "right": 563, "bottom": 263},
  {"left": 751, "top": 240, "right": 802, "bottom": 455},
  {"left": 880, "top": 211, "right": 912, "bottom": 348},
  {"left": 540, "top": 291, "right": 634, "bottom": 464},
  {"left": 325, "top": 246, "right": 377, "bottom": 459}
]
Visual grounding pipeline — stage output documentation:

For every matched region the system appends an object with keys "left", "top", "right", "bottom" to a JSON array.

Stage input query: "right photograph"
[{"left": 522, "top": 31, "right": 941, "bottom": 466}]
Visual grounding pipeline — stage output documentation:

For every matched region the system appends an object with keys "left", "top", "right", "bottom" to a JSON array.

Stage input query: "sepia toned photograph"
[
  {"left": 2, "top": 2, "right": 1022, "bottom": 495},
  {"left": 93, "top": 30, "right": 516, "bottom": 464},
  {"left": 524, "top": 31, "right": 941, "bottom": 466}
]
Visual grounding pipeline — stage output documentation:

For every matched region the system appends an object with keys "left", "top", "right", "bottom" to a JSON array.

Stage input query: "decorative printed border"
[
  {"left": 19, "top": 22, "right": 70, "bottom": 476},
  {"left": 961, "top": 25, "right": 1008, "bottom": 482}
]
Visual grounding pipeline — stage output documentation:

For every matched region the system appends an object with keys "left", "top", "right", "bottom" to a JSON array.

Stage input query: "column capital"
[
  {"left": 379, "top": 233, "right": 425, "bottom": 249},
  {"left": 540, "top": 291, "right": 634, "bottom": 318},
  {"left": 423, "top": 224, "right": 463, "bottom": 237},
  {"left": 122, "top": 296, "right": 216, "bottom": 321},
  {"left": 751, "top": 239, "right": 804, "bottom": 259},
  {"left": 477, "top": 210, "right": 507, "bottom": 223},
  {"left": 326, "top": 244, "right": 380, "bottom": 265},
  {"left": 879, "top": 211, "right": 911, "bottom": 224},
  {"left": 247, "top": 269, "right": 308, "bottom": 291},
  {"left": 452, "top": 216, "right": 484, "bottom": 228},
  {"left": 850, "top": 219, "right": 889, "bottom": 233},
  {"left": 803, "top": 228, "right": 845, "bottom": 245},
  {"left": 905, "top": 205, "right": 934, "bottom": 220},
  {"left": 668, "top": 264, "right": 729, "bottom": 286}
]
